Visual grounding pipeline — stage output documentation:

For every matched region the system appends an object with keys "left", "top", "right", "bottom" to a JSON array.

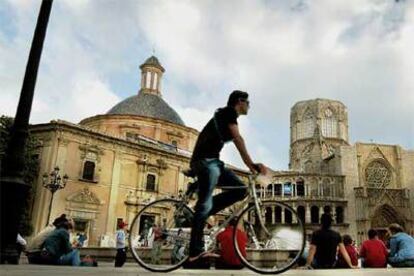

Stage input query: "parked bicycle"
[{"left": 129, "top": 170, "right": 306, "bottom": 274}]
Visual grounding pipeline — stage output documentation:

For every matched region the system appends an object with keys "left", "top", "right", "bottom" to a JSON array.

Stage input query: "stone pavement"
[{"left": 1, "top": 264, "right": 413, "bottom": 276}]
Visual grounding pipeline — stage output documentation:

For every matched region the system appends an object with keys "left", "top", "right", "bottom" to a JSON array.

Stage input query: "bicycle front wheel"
[
  {"left": 129, "top": 199, "right": 193, "bottom": 272},
  {"left": 234, "top": 201, "right": 306, "bottom": 274}
]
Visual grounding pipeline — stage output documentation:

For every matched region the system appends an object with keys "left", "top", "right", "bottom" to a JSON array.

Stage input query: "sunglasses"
[{"left": 240, "top": 99, "right": 250, "bottom": 105}]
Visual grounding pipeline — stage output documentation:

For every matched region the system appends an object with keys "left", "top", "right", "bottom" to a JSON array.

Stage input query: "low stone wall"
[{"left": 80, "top": 247, "right": 295, "bottom": 266}]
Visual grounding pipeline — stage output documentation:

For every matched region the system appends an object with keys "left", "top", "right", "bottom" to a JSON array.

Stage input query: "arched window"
[
  {"left": 275, "top": 184, "right": 282, "bottom": 196},
  {"left": 145, "top": 72, "right": 151, "bottom": 88},
  {"left": 146, "top": 174, "right": 156, "bottom": 191},
  {"left": 336, "top": 206, "right": 344, "bottom": 224},
  {"left": 82, "top": 161, "right": 95, "bottom": 181},
  {"left": 321, "top": 108, "right": 337, "bottom": 137},
  {"left": 311, "top": 206, "right": 319, "bottom": 224},
  {"left": 152, "top": 73, "right": 158, "bottom": 90},
  {"left": 275, "top": 206, "right": 282, "bottom": 223},
  {"left": 365, "top": 161, "right": 391, "bottom": 188},
  {"left": 297, "top": 206, "right": 306, "bottom": 224},
  {"left": 283, "top": 182, "right": 292, "bottom": 196},
  {"left": 265, "top": 207, "right": 273, "bottom": 224},
  {"left": 296, "top": 180, "right": 305, "bottom": 196},
  {"left": 303, "top": 109, "right": 315, "bottom": 138},
  {"left": 285, "top": 209, "right": 292, "bottom": 224},
  {"left": 267, "top": 184, "right": 274, "bottom": 197}
]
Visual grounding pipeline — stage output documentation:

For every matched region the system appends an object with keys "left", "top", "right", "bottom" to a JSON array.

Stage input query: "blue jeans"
[
  {"left": 58, "top": 249, "right": 81, "bottom": 266},
  {"left": 189, "top": 159, "right": 247, "bottom": 257}
]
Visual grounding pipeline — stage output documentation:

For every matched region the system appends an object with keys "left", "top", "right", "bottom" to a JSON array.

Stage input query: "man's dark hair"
[
  {"left": 368, "top": 229, "right": 377, "bottom": 239},
  {"left": 342, "top": 234, "right": 353, "bottom": 246},
  {"left": 52, "top": 214, "right": 68, "bottom": 228},
  {"left": 320, "top": 213, "right": 332, "bottom": 229},
  {"left": 388, "top": 223, "right": 404, "bottom": 234},
  {"left": 227, "top": 90, "right": 249, "bottom": 107}
]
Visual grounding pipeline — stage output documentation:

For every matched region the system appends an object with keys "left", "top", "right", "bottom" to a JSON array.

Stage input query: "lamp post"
[
  {"left": 42, "top": 166, "right": 68, "bottom": 226},
  {"left": 0, "top": 0, "right": 53, "bottom": 264}
]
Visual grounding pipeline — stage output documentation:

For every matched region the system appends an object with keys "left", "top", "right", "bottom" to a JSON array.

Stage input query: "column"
[
  {"left": 106, "top": 151, "right": 121, "bottom": 235},
  {"left": 317, "top": 182, "right": 320, "bottom": 198},
  {"left": 272, "top": 206, "right": 275, "bottom": 224},
  {"left": 291, "top": 203, "right": 297, "bottom": 223},
  {"left": 332, "top": 205, "right": 336, "bottom": 224},
  {"left": 281, "top": 208, "right": 285, "bottom": 224},
  {"left": 305, "top": 203, "right": 311, "bottom": 224}
]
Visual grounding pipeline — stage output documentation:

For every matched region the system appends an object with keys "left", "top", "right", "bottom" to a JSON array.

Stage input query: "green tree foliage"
[{"left": 0, "top": 115, "right": 41, "bottom": 236}]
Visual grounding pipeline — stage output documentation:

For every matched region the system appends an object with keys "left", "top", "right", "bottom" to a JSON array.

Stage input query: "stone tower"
[{"left": 289, "top": 99, "right": 349, "bottom": 174}]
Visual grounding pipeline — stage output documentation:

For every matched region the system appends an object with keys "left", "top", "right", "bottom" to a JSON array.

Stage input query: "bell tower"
[
  {"left": 139, "top": 55, "right": 165, "bottom": 96},
  {"left": 289, "top": 99, "right": 349, "bottom": 173}
]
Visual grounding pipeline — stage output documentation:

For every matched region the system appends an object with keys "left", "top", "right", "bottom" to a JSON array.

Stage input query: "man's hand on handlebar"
[{"left": 251, "top": 163, "right": 268, "bottom": 175}]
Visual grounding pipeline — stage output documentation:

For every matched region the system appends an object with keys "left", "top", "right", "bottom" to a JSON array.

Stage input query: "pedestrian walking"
[{"left": 115, "top": 221, "right": 127, "bottom": 267}]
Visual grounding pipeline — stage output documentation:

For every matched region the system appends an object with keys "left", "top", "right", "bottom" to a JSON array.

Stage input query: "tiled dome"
[{"left": 106, "top": 92, "right": 185, "bottom": 126}]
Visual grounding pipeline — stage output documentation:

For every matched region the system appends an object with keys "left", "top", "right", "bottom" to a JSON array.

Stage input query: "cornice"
[{"left": 29, "top": 120, "right": 191, "bottom": 162}]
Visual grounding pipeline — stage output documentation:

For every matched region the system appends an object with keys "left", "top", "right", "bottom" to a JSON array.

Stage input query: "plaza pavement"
[{"left": 1, "top": 263, "right": 413, "bottom": 276}]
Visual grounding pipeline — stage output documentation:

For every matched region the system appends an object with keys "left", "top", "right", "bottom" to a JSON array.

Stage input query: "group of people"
[
  {"left": 305, "top": 212, "right": 414, "bottom": 269},
  {"left": 25, "top": 214, "right": 81, "bottom": 266},
  {"left": 23, "top": 214, "right": 97, "bottom": 267}
]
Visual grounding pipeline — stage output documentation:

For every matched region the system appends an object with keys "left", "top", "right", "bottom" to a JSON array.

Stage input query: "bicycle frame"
[{"left": 196, "top": 174, "right": 271, "bottom": 247}]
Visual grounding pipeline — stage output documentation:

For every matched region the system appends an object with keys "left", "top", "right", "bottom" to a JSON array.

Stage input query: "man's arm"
[
  {"left": 305, "top": 244, "right": 316, "bottom": 267},
  {"left": 229, "top": 123, "right": 266, "bottom": 173}
]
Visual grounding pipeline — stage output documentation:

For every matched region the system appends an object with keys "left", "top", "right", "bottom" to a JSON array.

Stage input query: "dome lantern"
[{"left": 139, "top": 55, "right": 165, "bottom": 96}]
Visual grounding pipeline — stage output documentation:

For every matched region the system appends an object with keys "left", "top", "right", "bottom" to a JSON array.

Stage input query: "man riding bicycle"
[{"left": 188, "top": 90, "right": 267, "bottom": 264}]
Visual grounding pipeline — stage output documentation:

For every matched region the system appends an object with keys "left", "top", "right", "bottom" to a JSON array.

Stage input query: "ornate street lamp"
[{"left": 42, "top": 166, "right": 68, "bottom": 226}]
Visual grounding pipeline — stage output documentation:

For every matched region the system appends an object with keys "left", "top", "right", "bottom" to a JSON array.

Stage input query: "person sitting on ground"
[
  {"left": 336, "top": 234, "right": 358, "bottom": 268},
  {"left": 26, "top": 214, "right": 68, "bottom": 264},
  {"left": 41, "top": 218, "right": 81, "bottom": 266},
  {"left": 305, "top": 213, "right": 358, "bottom": 269},
  {"left": 387, "top": 223, "right": 414, "bottom": 267},
  {"left": 359, "top": 229, "right": 388, "bottom": 268},
  {"left": 215, "top": 217, "right": 247, "bottom": 270}
]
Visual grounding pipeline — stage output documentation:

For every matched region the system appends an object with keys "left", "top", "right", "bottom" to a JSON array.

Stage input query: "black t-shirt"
[
  {"left": 311, "top": 228, "right": 342, "bottom": 268},
  {"left": 191, "top": 107, "right": 238, "bottom": 162}
]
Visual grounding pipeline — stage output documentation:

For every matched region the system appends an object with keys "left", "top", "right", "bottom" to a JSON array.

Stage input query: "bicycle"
[{"left": 128, "top": 170, "right": 306, "bottom": 274}]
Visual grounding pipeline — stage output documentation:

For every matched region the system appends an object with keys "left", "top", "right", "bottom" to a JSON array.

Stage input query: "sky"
[{"left": 0, "top": 0, "right": 413, "bottom": 171}]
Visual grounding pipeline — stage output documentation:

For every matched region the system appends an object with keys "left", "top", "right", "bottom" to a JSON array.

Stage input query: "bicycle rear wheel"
[
  {"left": 129, "top": 199, "right": 193, "bottom": 272},
  {"left": 234, "top": 201, "right": 306, "bottom": 274}
]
